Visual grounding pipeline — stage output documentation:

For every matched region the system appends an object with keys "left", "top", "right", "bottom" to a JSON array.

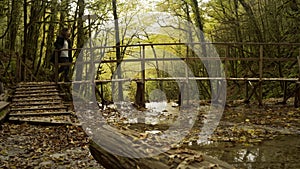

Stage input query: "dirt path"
[{"left": 0, "top": 122, "right": 104, "bottom": 169}]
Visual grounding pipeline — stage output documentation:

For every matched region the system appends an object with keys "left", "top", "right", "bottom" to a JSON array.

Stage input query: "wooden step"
[
  {"left": 9, "top": 111, "right": 72, "bottom": 117},
  {"left": 10, "top": 81, "right": 75, "bottom": 126},
  {"left": 9, "top": 114, "right": 71, "bottom": 122},
  {"left": 11, "top": 101, "right": 62, "bottom": 106},
  {"left": 12, "top": 97, "right": 61, "bottom": 102},
  {"left": 10, "top": 106, "right": 67, "bottom": 111},
  {"left": 17, "top": 82, "right": 56, "bottom": 87},
  {"left": 15, "top": 89, "right": 59, "bottom": 94},
  {"left": 9, "top": 117, "right": 73, "bottom": 125},
  {"left": 13, "top": 93, "right": 63, "bottom": 98},
  {"left": 16, "top": 85, "right": 57, "bottom": 91}
]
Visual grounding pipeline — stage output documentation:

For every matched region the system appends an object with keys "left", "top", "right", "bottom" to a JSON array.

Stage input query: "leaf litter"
[
  {"left": 1, "top": 99, "right": 300, "bottom": 168},
  {"left": 0, "top": 122, "right": 104, "bottom": 169}
]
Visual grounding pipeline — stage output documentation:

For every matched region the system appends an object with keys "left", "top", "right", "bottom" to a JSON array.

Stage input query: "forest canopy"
[{"left": 0, "top": 0, "right": 299, "bottom": 100}]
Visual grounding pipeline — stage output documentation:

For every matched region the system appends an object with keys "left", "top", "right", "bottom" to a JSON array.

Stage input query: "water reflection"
[
  {"left": 188, "top": 135, "right": 300, "bottom": 169},
  {"left": 234, "top": 148, "right": 258, "bottom": 162},
  {"left": 146, "top": 101, "right": 168, "bottom": 112},
  {"left": 102, "top": 101, "right": 300, "bottom": 168},
  {"left": 116, "top": 101, "right": 180, "bottom": 125}
]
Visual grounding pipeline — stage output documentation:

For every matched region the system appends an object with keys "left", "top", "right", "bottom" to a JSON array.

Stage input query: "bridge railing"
[
  {"left": 52, "top": 42, "right": 300, "bottom": 106},
  {"left": 57, "top": 42, "right": 300, "bottom": 80},
  {"left": 16, "top": 54, "right": 38, "bottom": 82}
]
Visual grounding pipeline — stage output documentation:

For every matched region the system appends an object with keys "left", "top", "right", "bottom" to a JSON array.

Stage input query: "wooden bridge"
[
  {"left": 14, "top": 42, "right": 300, "bottom": 107},
  {"left": 4, "top": 42, "right": 300, "bottom": 169},
  {"left": 5, "top": 42, "right": 300, "bottom": 127}
]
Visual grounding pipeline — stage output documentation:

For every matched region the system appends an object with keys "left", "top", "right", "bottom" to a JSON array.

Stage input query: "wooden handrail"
[
  {"left": 52, "top": 42, "right": 300, "bottom": 52},
  {"left": 52, "top": 42, "right": 300, "bottom": 106},
  {"left": 64, "top": 77, "right": 299, "bottom": 85},
  {"left": 18, "top": 42, "right": 299, "bottom": 84},
  {"left": 16, "top": 55, "right": 37, "bottom": 82}
]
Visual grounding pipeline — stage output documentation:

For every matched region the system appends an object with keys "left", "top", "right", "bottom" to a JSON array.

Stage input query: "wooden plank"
[
  {"left": 92, "top": 77, "right": 299, "bottom": 83},
  {"left": 11, "top": 101, "right": 62, "bottom": 106},
  {"left": 0, "top": 102, "right": 9, "bottom": 110},
  {"left": 54, "top": 51, "right": 59, "bottom": 84},
  {"left": 0, "top": 102, "right": 10, "bottom": 123},
  {"left": 57, "top": 81, "right": 73, "bottom": 85},
  {"left": 9, "top": 81, "right": 74, "bottom": 125},
  {"left": 16, "top": 85, "right": 57, "bottom": 91},
  {"left": 18, "top": 82, "right": 56, "bottom": 87},
  {"left": 0, "top": 82, "right": 3, "bottom": 94},
  {"left": 65, "top": 42, "right": 300, "bottom": 49},
  {"left": 9, "top": 111, "right": 72, "bottom": 117},
  {"left": 8, "top": 118, "right": 74, "bottom": 126},
  {"left": 12, "top": 97, "right": 61, "bottom": 102},
  {"left": 13, "top": 93, "right": 64, "bottom": 98},
  {"left": 10, "top": 106, "right": 66, "bottom": 111},
  {"left": 15, "top": 89, "right": 59, "bottom": 94},
  {"left": 77, "top": 56, "right": 298, "bottom": 65},
  {"left": 258, "top": 45, "right": 263, "bottom": 106},
  {"left": 9, "top": 114, "right": 71, "bottom": 122}
]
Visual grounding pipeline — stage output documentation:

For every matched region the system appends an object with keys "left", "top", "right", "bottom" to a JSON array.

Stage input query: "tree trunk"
[
  {"left": 190, "top": 0, "right": 207, "bottom": 57},
  {"left": 44, "top": 0, "right": 58, "bottom": 69},
  {"left": 4, "top": 0, "right": 11, "bottom": 50},
  {"left": 26, "top": 0, "right": 42, "bottom": 74},
  {"left": 35, "top": 1, "right": 46, "bottom": 76},
  {"left": 9, "top": 0, "right": 21, "bottom": 51},
  {"left": 112, "top": 0, "right": 123, "bottom": 102},
  {"left": 73, "top": 0, "right": 85, "bottom": 87},
  {"left": 3, "top": 0, "right": 20, "bottom": 78},
  {"left": 21, "top": 0, "right": 28, "bottom": 81}
]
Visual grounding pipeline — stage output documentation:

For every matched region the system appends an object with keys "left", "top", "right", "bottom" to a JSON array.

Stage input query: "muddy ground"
[{"left": 0, "top": 99, "right": 299, "bottom": 169}]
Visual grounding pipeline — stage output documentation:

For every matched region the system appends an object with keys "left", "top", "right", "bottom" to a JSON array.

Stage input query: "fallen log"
[{"left": 88, "top": 124, "right": 235, "bottom": 169}]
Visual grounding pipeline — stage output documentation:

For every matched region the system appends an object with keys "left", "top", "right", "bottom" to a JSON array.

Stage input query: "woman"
[{"left": 53, "top": 28, "right": 72, "bottom": 82}]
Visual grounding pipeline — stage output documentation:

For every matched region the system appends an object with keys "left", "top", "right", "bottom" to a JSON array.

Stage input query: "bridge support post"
[
  {"left": 135, "top": 81, "right": 145, "bottom": 108},
  {"left": 178, "top": 81, "right": 191, "bottom": 107},
  {"left": 0, "top": 82, "right": 3, "bottom": 94},
  {"left": 294, "top": 82, "right": 300, "bottom": 108},
  {"left": 258, "top": 45, "right": 263, "bottom": 106},
  {"left": 283, "top": 81, "right": 287, "bottom": 104},
  {"left": 178, "top": 82, "right": 186, "bottom": 107},
  {"left": 295, "top": 55, "right": 300, "bottom": 108},
  {"left": 100, "top": 82, "right": 105, "bottom": 108},
  {"left": 54, "top": 51, "right": 59, "bottom": 84},
  {"left": 244, "top": 80, "right": 249, "bottom": 103}
]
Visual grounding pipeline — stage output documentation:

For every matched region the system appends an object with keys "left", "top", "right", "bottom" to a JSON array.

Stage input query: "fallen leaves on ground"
[{"left": 0, "top": 122, "right": 104, "bottom": 169}]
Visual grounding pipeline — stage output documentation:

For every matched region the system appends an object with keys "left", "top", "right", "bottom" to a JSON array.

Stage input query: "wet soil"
[
  {"left": 102, "top": 100, "right": 300, "bottom": 169},
  {"left": 185, "top": 101, "right": 300, "bottom": 169},
  {"left": 1, "top": 99, "right": 299, "bottom": 169}
]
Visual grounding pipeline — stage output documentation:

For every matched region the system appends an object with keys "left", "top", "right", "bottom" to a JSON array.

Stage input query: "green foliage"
[
  {"left": 1, "top": 0, "right": 299, "bottom": 101},
  {"left": 203, "top": 0, "right": 300, "bottom": 99}
]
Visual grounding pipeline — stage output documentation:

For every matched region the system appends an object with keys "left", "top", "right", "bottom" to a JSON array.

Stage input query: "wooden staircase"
[{"left": 9, "top": 82, "right": 77, "bottom": 125}]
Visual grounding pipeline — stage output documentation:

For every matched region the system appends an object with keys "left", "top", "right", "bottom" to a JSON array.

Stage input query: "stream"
[
  {"left": 113, "top": 101, "right": 300, "bottom": 169},
  {"left": 188, "top": 135, "right": 300, "bottom": 169}
]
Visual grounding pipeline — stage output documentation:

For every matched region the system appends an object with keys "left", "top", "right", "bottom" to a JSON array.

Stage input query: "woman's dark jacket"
[{"left": 52, "top": 36, "right": 72, "bottom": 63}]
